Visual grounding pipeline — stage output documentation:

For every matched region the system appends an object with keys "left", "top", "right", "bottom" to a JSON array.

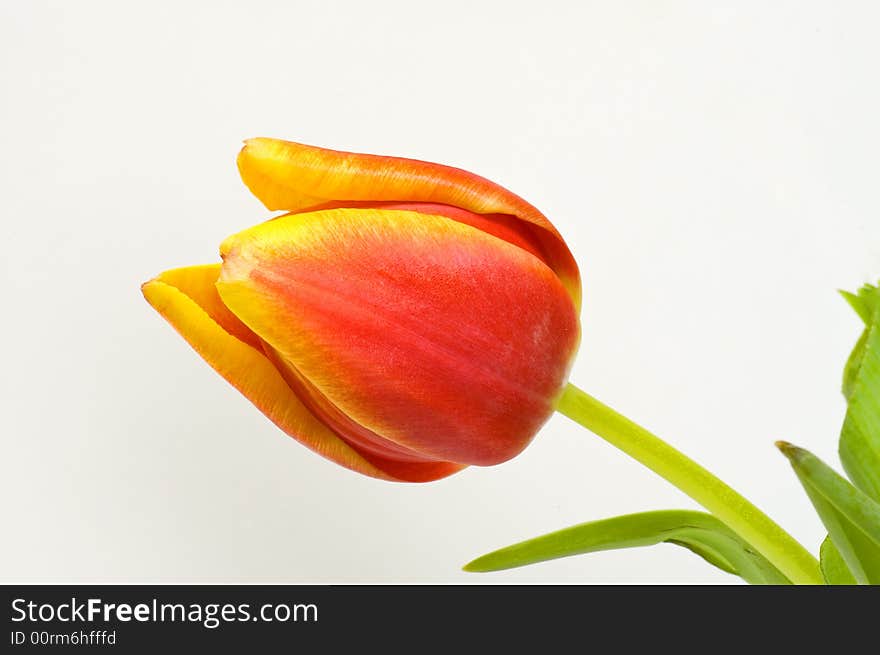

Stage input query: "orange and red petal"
[
  {"left": 217, "top": 208, "right": 580, "bottom": 467},
  {"left": 142, "top": 264, "right": 462, "bottom": 482},
  {"left": 236, "top": 137, "right": 581, "bottom": 308}
]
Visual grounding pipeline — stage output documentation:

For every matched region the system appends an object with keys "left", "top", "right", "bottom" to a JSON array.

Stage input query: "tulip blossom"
[
  {"left": 143, "top": 138, "right": 581, "bottom": 482},
  {"left": 143, "top": 137, "right": 834, "bottom": 587}
]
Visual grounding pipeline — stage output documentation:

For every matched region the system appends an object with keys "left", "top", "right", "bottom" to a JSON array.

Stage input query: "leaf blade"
[
  {"left": 463, "top": 509, "right": 790, "bottom": 585},
  {"left": 839, "top": 283, "right": 880, "bottom": 500},
  {"left": 840, "top": 284, "right": 879, "bottom": 327},
  {"left": 819, "top": 535, "right": 857, "bottom": 585},
  {"left": 777, "top": 442, "right": 880, "bottom": 584}
]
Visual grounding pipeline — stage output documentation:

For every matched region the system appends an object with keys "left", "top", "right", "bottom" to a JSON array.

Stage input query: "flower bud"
[{"left": 143, "top": 139, "right": 581, "bottom": 481}]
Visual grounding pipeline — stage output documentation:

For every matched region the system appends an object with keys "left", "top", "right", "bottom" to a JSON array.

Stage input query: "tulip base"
[{"left": 555, "top": 383, "right": 823, "bottom": 585}]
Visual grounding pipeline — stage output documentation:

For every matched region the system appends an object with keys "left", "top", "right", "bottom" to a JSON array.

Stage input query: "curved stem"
[{"left": 556, "top": 383, "right": 822, "bottom": 585}]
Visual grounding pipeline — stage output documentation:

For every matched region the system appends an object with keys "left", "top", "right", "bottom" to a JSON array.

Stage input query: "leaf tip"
[
  {"left": 461, "top": 558, "right": 488, "bottom": 573},
  {"left": 775, "top": 440, "right": 805, "bottom": 462}
]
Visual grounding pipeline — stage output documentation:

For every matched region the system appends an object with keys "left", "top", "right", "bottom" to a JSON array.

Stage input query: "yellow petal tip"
[{"left": 141, "top": 277, "right": 160, "bottom": 302}]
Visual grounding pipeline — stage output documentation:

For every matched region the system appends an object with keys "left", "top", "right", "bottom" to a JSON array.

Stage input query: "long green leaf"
[
  {"left": 463, "top": 509, "right": 791, "bottom": 585},
  {"left": 839, "top": 283, "right": 880, "bottom": 501},
  {"left": 777, "top": 442, "right": 880, "bottom": 584},
  {"left": 819, "top": 536, "right": 857, "bottom": 585}
]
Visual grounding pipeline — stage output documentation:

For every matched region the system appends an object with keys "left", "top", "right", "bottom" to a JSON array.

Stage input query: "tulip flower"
[
  {"left": 143, "top": 137, "right": 840, "bottom": 586},
  {"left": 143, "top": 138, "right": 582, "bottom": 482}
]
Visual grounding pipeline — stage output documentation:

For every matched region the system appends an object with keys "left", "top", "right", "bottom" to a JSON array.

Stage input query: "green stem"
[{"left": 556, "top": 383, "right": 822, "bottom": 585}]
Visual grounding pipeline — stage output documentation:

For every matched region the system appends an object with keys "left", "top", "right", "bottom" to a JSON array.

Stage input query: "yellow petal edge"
[{"left": 141, "top": 263, "right": 401, "bottom": 481}]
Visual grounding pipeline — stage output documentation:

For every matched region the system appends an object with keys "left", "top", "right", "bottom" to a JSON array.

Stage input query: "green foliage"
[
  {"left": 464, "top": 510, "right": 790, "bottom": 584},
  {"left": 819, "top": 536, "right": 857, "bottom": 585},
  {"left": 839, "top": 284, "right": 880, "bottom": 501},
  {"left": 799, "top": 283, "right": 880, "bottom": 584},
  {"left": 778, "top": 283, "right": 880, "bottom": 584},
  {"left": 777, "top": 442, "right": 880, "bottom": 584}
]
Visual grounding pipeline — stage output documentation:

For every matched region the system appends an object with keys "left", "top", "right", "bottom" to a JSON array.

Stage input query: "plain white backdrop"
[{"left": 2, "top": 1, "right": 879, "bottom": 583}]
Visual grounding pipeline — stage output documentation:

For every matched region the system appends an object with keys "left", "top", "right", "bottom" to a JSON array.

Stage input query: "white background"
[{"left": 2, "top": 1, "right": 878, "bottom": 584}]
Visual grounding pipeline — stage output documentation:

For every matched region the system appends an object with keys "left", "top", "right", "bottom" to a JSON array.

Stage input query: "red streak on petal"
[{"left": 261, "top": 343, "right": 444, "bottom": 465}]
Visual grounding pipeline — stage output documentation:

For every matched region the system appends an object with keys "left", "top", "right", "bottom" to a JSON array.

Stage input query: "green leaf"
[
  {"left": 463, "top": 509, "right": 791, "bottom": 585},
  {"left": 777, "top": 442, "right": 880, "bottom": 584},
  {"left": 839, "top": 283, "right": 880, "bottom": 500},
  {"left": 819, "top": 536, "right": 857, "bottom": 585},
  {"left": 842, "top": 331, "right": 870, "bottom": 402},
  {"left": 840, "top": 284, "right": 880, "bottom": 326}
]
